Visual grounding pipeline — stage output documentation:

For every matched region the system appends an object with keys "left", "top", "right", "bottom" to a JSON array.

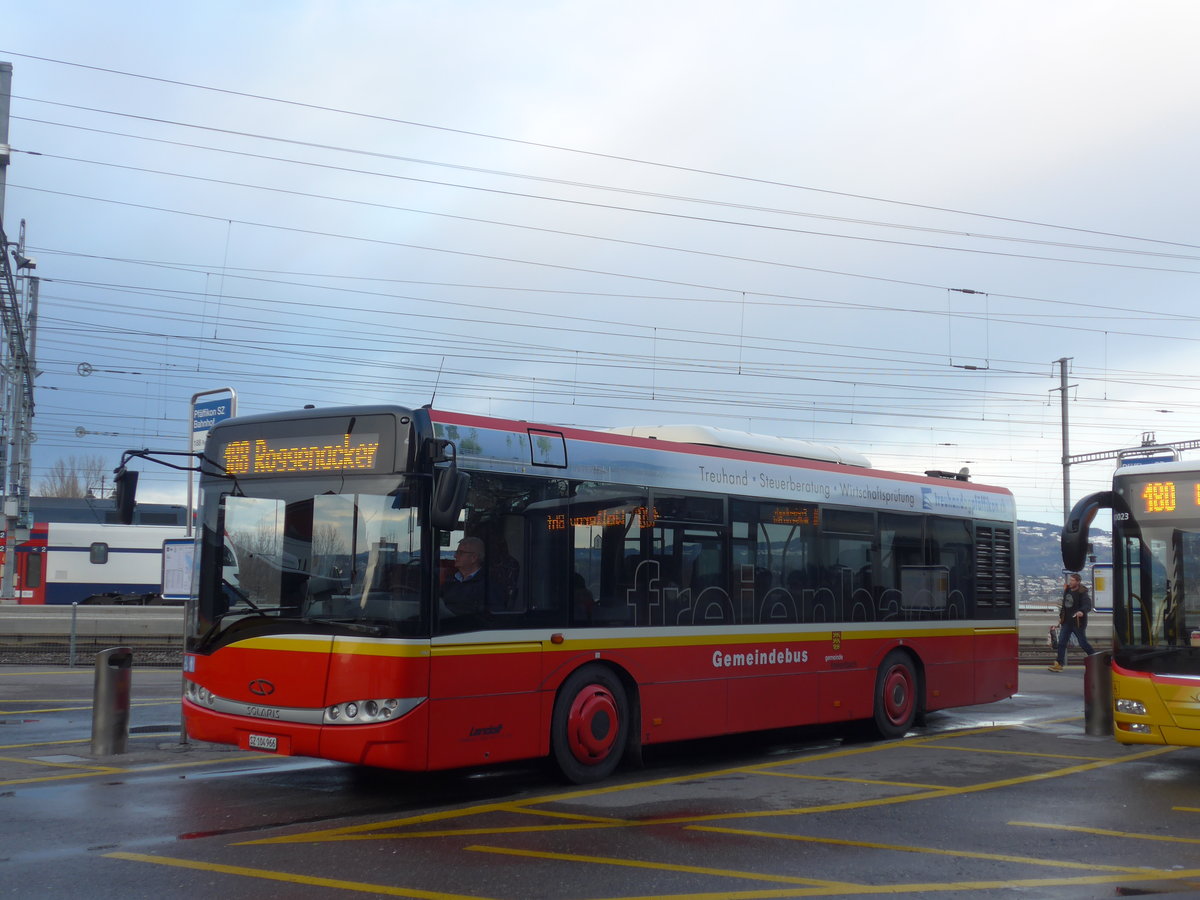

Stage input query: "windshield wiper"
[{"left": 220, "top": 577, "right": 266, "bottom": 616}]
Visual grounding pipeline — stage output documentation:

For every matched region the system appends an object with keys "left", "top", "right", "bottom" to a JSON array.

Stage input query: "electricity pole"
[
  {"left": 1052, "top": 358, "right": 1074, "bottom": 525},
  {"left": 0, "top": 63, "right": 37, "bottom": 601}
]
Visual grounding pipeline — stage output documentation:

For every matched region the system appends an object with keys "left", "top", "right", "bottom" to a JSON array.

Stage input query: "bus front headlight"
[
  {"left": 323, "top": 697, "right": 424, "bottom": 724},
  {"left": 1115, "top": 699, "right": 1147, "bottom": 716}
]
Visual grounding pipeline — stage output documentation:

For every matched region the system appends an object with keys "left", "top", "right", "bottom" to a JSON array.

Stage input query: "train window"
[{"left": 89, "top": 542, "right": 110, "bottom": 565}]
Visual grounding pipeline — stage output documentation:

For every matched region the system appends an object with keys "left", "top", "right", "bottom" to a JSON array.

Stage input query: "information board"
[{"left": 161, "top": 538, "right": 195, "bottom": 601}]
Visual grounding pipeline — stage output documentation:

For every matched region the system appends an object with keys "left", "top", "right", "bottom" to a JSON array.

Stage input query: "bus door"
[{"left": 426, "top": 475, "right": 559, "bottom": 769}]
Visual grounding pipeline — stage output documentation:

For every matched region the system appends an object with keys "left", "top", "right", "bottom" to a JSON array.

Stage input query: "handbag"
[{"left": 1048, "top": 625, "right": 1060, "bottom": 650}]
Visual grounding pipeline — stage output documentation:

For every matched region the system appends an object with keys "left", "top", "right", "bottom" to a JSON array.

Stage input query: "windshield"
[
  {"left": 192, "top": 478, "right": 426, "bottom": 641},
  {"left": 1114, "top": 520, "right": 1200, "bottom": 671}
]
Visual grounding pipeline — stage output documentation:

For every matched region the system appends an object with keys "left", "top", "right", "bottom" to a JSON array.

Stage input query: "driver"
[{"left": 442, "top": 537, "right": 487, "bottom": 615}]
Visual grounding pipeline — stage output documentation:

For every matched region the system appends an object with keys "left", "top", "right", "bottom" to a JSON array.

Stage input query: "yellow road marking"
[
  {"left": 912, "top": 743, "right": 1108, "bottom": 761},
  {"left": 244, "top": 735, "right": 940, "bottom": 844},
  {"left": 104, "top": 852, "right": 492, "bottom": 899},
  {"left": 506, "top": 806, "right": 634, "bottom": 824},
  {"left": 687, "top": 825, "right": 1158, "bottom": 873},
  {"left": 308, "top": 823, "right": 629, "bottom": 842},
  {"left": 0, "top": 737, "right": 92, "bottom": 750},
  {"left": 247, "top": 726, "right": 1171, "bottom": 845},
  {"left": 467, "top": 844, "right": 860, "bottom": 889},
  {"left": 0, "top": 753, "right": 267, "bottom": 787},
  {"left": 1011, "top": 820, "right": 1200, "bottom": 846},
  {"left": 593, "top": 867, "right": 1200, "bottom": 899},
  {"left": 756, "top": 771, "right": 949, "bottom": 790},
  {"left": 1, "top": 769, "right": 126, "bottom": 786},
  {"left": 0, "top": 700, "right": 176, "bottom": 714},
  {"left": 612, "top": 745, "right": 1177, "bottom": 828},
  {"left": 0, "top": 754, "right": 115, "bottom": 772},
  {"left": 0, "top": 733, "right": 176, "bottom": 751}
]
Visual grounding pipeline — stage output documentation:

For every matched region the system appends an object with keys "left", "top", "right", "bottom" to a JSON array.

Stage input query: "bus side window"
[{"left": 89, "top": 542, "right": 109, "bottom": 565}]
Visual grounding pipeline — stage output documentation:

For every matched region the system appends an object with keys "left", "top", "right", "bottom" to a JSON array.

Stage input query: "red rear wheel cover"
[
  {"left": 566, "top": 684, "right": 620, "bottom": 765},
  {"left": 881, "top": 664, "right": 914, "bottom": 726}
]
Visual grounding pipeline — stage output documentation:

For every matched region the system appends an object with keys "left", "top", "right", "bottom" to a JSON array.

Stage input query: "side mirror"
[
  {"left": 430, "top": 467, "right": 470, "bottom": 532},
  {"left": 113, "top": 468, "right": 139, "bottom": 525},
  {"left": 1061, "top": 491, "right": 1113, "bottom": 572}
]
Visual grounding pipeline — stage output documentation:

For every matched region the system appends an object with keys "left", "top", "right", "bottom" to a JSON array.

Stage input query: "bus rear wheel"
[
  {"left": 872, "top": 650, "right": 919, "bottom": 739},
  {"left": 551, "top": 665, "right": 629, "bottom": 784}
]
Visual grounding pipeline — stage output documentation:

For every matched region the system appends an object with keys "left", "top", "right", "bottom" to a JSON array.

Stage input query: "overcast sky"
[{"left": 3, "top": 1, "right": 1199, "bottom": 524}]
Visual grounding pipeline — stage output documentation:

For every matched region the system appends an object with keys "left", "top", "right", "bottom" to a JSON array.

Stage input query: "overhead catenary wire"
[{"left": 3, "top": 50, "right": 1194, "bottom": 522}]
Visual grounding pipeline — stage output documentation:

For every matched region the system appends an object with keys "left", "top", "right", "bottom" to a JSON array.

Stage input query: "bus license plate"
[{"left": 248, "top": 734, "right": 278, "bottom": 751}]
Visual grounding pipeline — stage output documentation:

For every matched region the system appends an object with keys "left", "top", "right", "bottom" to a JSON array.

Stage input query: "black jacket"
[{"left": 1060, "top": 584, "right": 1092, "bottom": 627}]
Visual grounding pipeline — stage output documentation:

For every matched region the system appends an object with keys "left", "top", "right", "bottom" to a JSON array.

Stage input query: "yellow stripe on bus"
[
  {"left": 231, "top": 635, "right": 430, "bottom": 658},
  {"left": 231, "top": 625, "right": 1015, "bottom": 659}
]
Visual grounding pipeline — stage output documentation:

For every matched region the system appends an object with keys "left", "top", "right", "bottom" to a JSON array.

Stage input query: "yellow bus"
[{"left": 1063, "top": 451, "right": 1200, "bottom": 745}]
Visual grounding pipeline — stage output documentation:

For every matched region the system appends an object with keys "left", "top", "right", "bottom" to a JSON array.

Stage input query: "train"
[{"left": 8, "top": 522, "right": 189, "bottom": 605}]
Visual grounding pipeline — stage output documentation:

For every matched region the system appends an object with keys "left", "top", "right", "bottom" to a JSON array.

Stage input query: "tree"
[{"left": 39, "top": 455, "right": 110, "bottom": 498}]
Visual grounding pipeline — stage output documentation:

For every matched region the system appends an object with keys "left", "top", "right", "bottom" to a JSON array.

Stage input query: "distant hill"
[{"left": 1017, "top": 519, "right": 1110, "bottom": 579}]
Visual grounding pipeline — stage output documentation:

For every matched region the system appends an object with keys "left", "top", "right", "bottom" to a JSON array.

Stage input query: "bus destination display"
[
  {"left": 222, "top": 432, "right": 382, "bottom": 476},
  {"left": 1127, "top": 477, "right": 1200, "bottom": 516}
]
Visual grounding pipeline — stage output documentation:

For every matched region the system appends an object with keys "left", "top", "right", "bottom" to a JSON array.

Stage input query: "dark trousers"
[{"left": 1057, "top": 617, "right": 1094, "bottom": 665}]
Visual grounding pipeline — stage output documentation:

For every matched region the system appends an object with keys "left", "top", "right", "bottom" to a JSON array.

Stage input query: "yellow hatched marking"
[
  {"left": 0, "top": 734, "right": 180, "bottom": 751},
  {"left": 316, "top": 823, "right": 629, "bottom": 842},
  {"left": 105, "top": 852, "right": 491, "bottom": 899},
  {"left": 507, "top": 807, "right": 634, "bottom": 824},
  {"left": 687, "top": 825, "right": 1156, "bottom": 874},
  {"left": 247, "top": 725, "right": 1166, "bottom": 846},
  {"left": 243, "top": 734, "right": 954, "bottom": 844},
  {"left": 1, "top": 769, "right": 125, "bottom": 787},
  {"left": 467, "top": 844, "right": 859, "bottom": 889},
  {"left": 0, "top": 737, "right": 91, "bottom": 750},
  {"left": 0, "top": 700, "right": 175, "bottom": 715},
  {"left": 756, "top": 771, "right": 949, "bottom": 790},
  {"left": 1011, "top": 820, "right": 1200, "bottom": 846},
  {"left": 0, "top": 752, "right": 267, "bottom": 787},
  {"left": 593, "top": 868, "right": 1200, "bottom": 899},
  {"left": 912, "top": 743, "right": 1108, "bottom": 761},
  {"left": 0, "top": 754, "right": 114, "bottom": 772},
  {"left": 639, "top": 745, "right": 1177, "bottom": 826},
  {"left": 241, "top": 799, "right": 573, "bottom": 845}
]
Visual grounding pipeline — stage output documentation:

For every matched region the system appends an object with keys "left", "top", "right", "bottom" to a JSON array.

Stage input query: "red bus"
[{"left": 178, "top": 405, "right": 1017, "bottom": 782}]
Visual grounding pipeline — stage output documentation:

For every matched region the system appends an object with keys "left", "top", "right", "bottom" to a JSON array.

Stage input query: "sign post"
[
  {"left": 186, "top": 389, "right": 237, "bottom": 537},
  {"left": 179, "top": 388, "right": 235, "bottom": 746}
]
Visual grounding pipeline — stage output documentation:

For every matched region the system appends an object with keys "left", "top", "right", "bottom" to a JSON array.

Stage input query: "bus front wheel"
[
  {"left": 872, "top": 650, "right": 919, "bottom": 739},
  {"left": 551, "top": 665, "right": 629, "bottom": 784}
]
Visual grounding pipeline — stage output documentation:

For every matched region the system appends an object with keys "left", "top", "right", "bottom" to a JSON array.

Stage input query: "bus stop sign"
[{"left": 192, "top": 398, "right": 234, "bottom": 452}]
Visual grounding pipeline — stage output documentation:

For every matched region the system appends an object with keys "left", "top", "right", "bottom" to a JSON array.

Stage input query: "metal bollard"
[
  {"left": 1083, "top": 649, "right": 1114, "bottom": 737},
  {"left": 91, "top": 647, "right": 133, "bottom": 755}
]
